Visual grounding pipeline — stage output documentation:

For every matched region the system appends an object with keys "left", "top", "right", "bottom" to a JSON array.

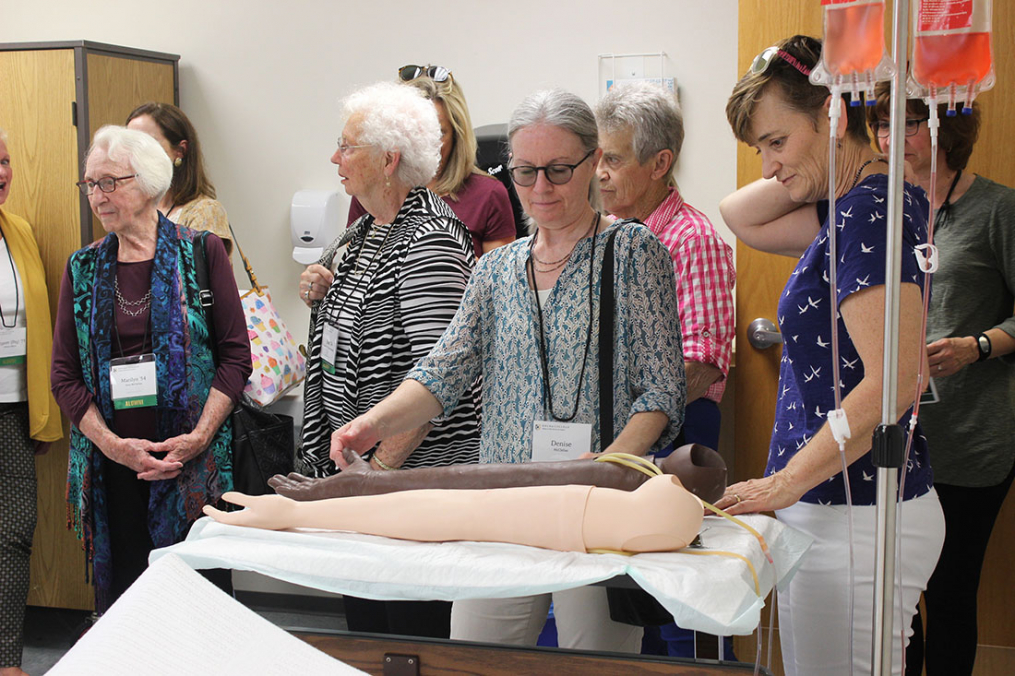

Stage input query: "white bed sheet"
[
  {"left": 50, "top": 553, "right": 365, "bottom": 676},
  {"left": 153, "top": 514, "right": 812, "bottom": 636}
]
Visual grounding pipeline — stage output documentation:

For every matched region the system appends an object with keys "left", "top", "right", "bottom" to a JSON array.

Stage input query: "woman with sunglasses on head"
[
  {"left": 323, "top": 89, "right": 684, "bottom": 652},
  {"left": 337, "top": 65, "right": 515, "bottom": 263},
  {"left": 296, "top": 82, "right": 482, "bottom": 640},
  {"left": 0, "top": 128, "right": 62, "bottom": 676},
  {"left": 50, "top": 126, "right": 251, "bottom": 614},
  {"left": 867, "top": 94, "right": 1015, "bottom": 676},
  {"left": 718, "top": 36, "right": 944, "bottom": 675},
  {"left": 126, "top": 102, "right": 233, "bottom": 255}
]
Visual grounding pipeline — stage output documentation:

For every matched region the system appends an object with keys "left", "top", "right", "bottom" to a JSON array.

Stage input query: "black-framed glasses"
[
  {"left": 873, "top": 118, "right": 930, "bottom": 139},
  {"left": 398, "top": 64, "right": 451, "bottom": 83},
  {"left": 75, "top": 175, "right": 136, "bottom": 196},
  {"left": 751, "top": 46, "right": 813, "bottom": 78},
  {"left": 508, "top": 149, "right": 596, "bottom": 187}
]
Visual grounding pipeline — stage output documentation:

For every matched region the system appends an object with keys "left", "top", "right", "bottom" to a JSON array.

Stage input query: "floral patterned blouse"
[{"left": 407, "top": 219, "right": 685, "bottom": 464}]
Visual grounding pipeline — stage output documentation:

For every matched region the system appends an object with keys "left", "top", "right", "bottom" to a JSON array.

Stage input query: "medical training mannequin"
[
  {"left": 268, "top": 444, "right": 727, "bottom": 504},
  {"left": 203, "top": 473, "right": 703, "bottom": 554}
]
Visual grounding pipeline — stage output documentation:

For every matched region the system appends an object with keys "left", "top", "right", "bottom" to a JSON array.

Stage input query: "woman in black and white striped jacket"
[{"left": 296, "top": 81, "right": 482, "bottom": 639}]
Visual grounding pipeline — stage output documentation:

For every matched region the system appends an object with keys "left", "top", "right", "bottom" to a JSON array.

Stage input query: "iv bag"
[
  {"left": 811, "top": 0, "right": 895, "bottom": 104},
  {"left": 909, "top": 0, "right": 994, "bottom": 114}
]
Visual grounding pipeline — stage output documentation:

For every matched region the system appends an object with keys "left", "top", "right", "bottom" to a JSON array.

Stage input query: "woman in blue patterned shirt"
[
  {"left": 718, "top": 35, "right": 945, "bottom": 676},
  {"left": 327, "top": 89, "right": 684, "bottom": 653}
]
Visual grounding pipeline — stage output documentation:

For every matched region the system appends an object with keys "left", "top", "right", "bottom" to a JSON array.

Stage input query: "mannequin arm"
[{"left": 205, "top": 474, "right": 703, "bottom": 554}]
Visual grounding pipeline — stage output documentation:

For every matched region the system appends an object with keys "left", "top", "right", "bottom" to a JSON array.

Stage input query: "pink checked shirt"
[{"left": 643, "top": 188, "right": 735, "bottom": 403}]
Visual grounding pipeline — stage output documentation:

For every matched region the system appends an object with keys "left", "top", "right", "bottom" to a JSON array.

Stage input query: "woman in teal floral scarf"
[{"left": 51, "top": 126, "right": 251, "bottom": 612}]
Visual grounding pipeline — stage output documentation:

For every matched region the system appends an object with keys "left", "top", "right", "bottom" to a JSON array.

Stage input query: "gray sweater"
[{"left": 922, "top": 175, "right": 1015, "bottom": 486}]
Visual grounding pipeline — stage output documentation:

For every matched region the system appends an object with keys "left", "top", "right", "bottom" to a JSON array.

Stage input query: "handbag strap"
[
  {"left": 192, "top": 232, "right": 220, "bottom": 367},
  {"left": 598, "top": 226, "right": 620, "bottom": 448},
  {"left": 227, "top": 222, "right": 263, "bottom": 293}
]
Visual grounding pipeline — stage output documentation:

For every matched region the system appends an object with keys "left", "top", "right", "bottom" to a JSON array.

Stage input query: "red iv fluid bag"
[
  {"left": 910, "top": 0, "right": 994, "bottom": 113},
  {"left": 812, "top": 0, "right": 894, "bottom": 104}
]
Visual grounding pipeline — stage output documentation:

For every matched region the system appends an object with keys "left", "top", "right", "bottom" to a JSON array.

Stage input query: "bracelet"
[
  {"left": 977, "top": 332, "right": 992, "bottom": 362},
  {"left": 372, "top": 453, "right": 399, "bottom": 471}
]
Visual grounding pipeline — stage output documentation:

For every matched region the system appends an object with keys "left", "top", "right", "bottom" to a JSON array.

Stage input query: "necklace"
[
  {"left": 531, "top": 212, "right": 599, "bottom": 273},
  {"left": 115, "top": 276, "right": 152, "bottom": 317},
  {"left": 848, "top": 157, "right": 888, "bottom": 192}
]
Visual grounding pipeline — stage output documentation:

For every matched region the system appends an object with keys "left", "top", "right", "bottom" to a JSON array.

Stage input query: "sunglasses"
[
  {"left": 751, "top": 46, "right": 813, "bottom": 78},
  {"left": 398, "top": 65, "right": 451, "bottom": 83}
]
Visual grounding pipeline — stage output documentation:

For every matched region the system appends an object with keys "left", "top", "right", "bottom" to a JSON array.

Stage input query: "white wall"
[{"left": 2, "top": 0, "right": 739, "bottom": 345}]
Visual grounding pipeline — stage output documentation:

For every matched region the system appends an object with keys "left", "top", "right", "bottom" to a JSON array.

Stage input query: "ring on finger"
[{"left": 734, "top": 493, "right": 742, "bottom": 504}]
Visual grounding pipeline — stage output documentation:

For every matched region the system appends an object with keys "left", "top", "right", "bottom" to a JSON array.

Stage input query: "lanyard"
[
  {"left": 526, "top": 214, "right": 599, "bottom": 422},
  {"left": 0, "top": 224, "right": 20, "bottom": 329},
  {"left": 321, "top": 219, "right": 393, "bottom": 341}
]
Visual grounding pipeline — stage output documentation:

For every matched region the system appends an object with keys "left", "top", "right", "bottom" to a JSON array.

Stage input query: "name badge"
[
  {"left": 531, "top": 420, "right": 592, "bottom": 462},
  {"left": 110, "top": 354, "right": 158, "bottom": 410},
  {"left": 0, "top": 327, "right": 27, "bottom": 366},
  {"left": 321, "top": 323, "right": 339, "bottom": 374}
]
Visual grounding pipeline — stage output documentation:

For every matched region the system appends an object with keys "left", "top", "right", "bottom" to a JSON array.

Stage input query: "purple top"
[
  {"left": 347, "top": 173, "right": 515, "bottom": 258},
  {"left": 766, "top": 175, "right": 933, "bottom": 505},
  {"left": 51, "top": 234, "right": 250, "bottom": 441}
]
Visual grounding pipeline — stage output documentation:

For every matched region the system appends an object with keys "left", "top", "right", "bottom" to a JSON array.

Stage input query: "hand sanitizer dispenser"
[{"left": 291, "top": 190, "right": 342, "bottom": 264}]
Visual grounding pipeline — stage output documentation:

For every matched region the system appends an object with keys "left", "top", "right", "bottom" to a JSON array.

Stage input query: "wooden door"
[
  {"left": 0, "top": 47, "right": 95, "bottom": 610},
  {"left": 732, "top": 2, "right": 1015, "bottom": 673},
  {"left": 85, "top": 52, "right": 176, "bottom": 241}
]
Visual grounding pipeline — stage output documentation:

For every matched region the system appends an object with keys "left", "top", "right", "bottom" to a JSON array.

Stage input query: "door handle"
[{"left": 747, "top": 318, "right": 783, "bottom": 350}]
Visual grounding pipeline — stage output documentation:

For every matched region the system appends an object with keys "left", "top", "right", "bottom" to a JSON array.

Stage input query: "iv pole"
[{"left": 872, "top": 0, "right": 910, "bottom": 673}]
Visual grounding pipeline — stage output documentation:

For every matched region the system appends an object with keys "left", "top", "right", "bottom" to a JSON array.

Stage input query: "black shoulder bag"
[
  {"left": 600, "top": 224, "right": 675, "bottom": 628},
  {"left": 193, "top": 233, "right": 295, "bottom": 496}
]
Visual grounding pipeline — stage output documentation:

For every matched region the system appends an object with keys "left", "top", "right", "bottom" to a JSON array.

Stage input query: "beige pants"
[{"left": 450, "top": 586, "right": 643, "bottom": 652}]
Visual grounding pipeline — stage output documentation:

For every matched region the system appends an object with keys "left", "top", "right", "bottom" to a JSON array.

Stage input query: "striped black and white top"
[{"left": 298, "top": 188, "right": 482, "bottom": 477}]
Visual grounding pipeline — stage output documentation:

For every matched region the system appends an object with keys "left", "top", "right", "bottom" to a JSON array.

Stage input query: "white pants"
[
  {"left": 776, "top": 489, "right": 945, "bottom": 676},
  {"left": 450, "top": 586, "right": 643, "bottom": 652}
]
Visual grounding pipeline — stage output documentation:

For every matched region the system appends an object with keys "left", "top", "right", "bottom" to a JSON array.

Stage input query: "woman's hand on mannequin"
[
  {"left": 330, "top": 416, "right": 383, "bottom": 468},
  {"left": 713, "top": 470, "right": 804, "bottom": 516},
  {"left": 204, "top": 492, "right": 300, "bottom": 530},
  {"left": 300, "top": 264, "right": 334, "bottom": 307}
]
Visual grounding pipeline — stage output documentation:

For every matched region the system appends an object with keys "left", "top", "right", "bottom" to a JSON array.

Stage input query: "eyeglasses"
[
  {"left": 751, "top": 46, "right": 813, "bottom": 78},
  {"left": 75, "top": 175, "right": 136, "bottom": 196},
  {"left": 508, "top": 149, "right": 596, "bottom": 187},
  {"left": 398, "top": 64, "right": 451, "bottom": 83},
  {"left": 336, "top": 139, "right": 373, "bottom": 156},
  {"left": 873, "top": 118, "right": 930, "bottom": 139}
]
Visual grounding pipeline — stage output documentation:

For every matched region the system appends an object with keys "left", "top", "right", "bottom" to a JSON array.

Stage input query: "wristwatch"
[{"left": 976, "top": 333, "right": 992, "bottom": 362}]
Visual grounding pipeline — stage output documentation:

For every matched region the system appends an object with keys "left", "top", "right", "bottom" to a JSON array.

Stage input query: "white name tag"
[
  {"left": 110, "top": 354, "right": 158, "bottom": 410},
  {"left": 0, "top": 327, "right": 27, "bottom": 366},
  {"left": 531, "top": 420, "right": 592, "bottom": 462},
  {"left": 321, "top": 323, "right": 339, "bottom": 374}
]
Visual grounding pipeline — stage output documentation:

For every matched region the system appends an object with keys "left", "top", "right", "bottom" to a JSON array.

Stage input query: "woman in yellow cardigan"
[{"left": 0, "top": 128, "right": 62, "bottom": 676}]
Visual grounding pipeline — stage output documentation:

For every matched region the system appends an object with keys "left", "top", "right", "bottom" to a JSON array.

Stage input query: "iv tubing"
[{"left": 826, "top": 84, "right": 858, "bottom": 676}]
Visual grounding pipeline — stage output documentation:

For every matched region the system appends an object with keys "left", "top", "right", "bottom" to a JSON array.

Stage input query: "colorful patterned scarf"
[{"left": 65, "top": 215, "right": 232, "bottom": 611}]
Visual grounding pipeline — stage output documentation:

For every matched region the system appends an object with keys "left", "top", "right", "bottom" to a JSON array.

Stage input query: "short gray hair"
[
  {"left": 343, "top": 82, "right": 441, "bottom": 188},
  {"left": 507, "top": 89, "right": 599, "bottom": 157},
  {"left": 595, "top": 81, "right": 684, "bottom": 180},
  {"left": 507, "top": 90, "right": 600, "bottom": 212},
  {"left": 0, "top": 127, "right": 7, "bottom": 144},
  {"left": 87, "top": 126, "right": 172, "bottom": 200}
]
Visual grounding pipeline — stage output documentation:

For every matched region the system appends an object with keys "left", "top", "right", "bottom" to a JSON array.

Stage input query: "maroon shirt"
[
  {"left": 51, "top": 234, "right": 251, "bottom": 441},
  {"left": 347, "top": 174, "right": 515, "bottom": 258}
]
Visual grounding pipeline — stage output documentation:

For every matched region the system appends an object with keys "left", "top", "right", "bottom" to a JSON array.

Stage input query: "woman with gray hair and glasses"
[
  {"left": 50, "top": 125, "right": 250, "bottom": 613},
  {"left": 317, "top": 88, "right": 684, "bottom": 652}
]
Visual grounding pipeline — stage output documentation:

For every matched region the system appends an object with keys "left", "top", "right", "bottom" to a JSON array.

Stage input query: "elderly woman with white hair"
[
  {"left": 296, "top": 82, "right": 481, "bottom": 638},
  {"left": 321, "top": 89, "right": 684, "bottom": 652},
  {"left": 50, "top": 125, "right": 251, "bottom": 613}
]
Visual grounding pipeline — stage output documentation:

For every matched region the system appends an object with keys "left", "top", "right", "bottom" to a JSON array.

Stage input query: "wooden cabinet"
[{"left": 0, "top": 40, "right": 178, "bottom": 610}]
